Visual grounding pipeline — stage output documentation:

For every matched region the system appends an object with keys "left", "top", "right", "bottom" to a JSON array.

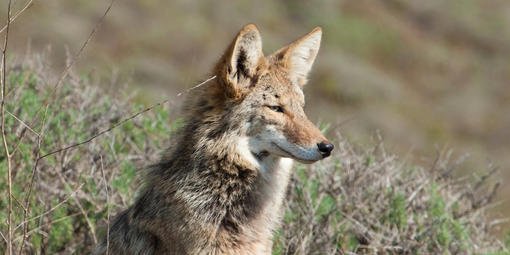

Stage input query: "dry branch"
[
  {"left": 100, "top": 155, "right": 110, "bottom": 254},
  {"left": 0, "top": 0, "right": 34, "bottom": 34},
  {"left": 1, "top": 0, "right": 13, "bottom": 254}
]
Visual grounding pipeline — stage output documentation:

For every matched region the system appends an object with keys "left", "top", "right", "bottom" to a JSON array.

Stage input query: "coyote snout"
[
  {"left": 252, "top": 114, "right": 333, "bottom": 164},
  {"left": 318, "top": 142, "right": 334, "bottom": 157},
  {"left": 95, "top": 24, "right": 332, "bottom": 255}
]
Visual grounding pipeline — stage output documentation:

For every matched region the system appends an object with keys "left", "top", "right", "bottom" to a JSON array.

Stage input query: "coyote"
[{"left": 94, "top": 24, "right": 333, "bottom": 255}]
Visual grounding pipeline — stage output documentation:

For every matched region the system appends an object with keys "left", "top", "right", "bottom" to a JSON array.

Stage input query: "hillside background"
[{"left": 2, "top": 0, "right": 509, "bottom": 234}]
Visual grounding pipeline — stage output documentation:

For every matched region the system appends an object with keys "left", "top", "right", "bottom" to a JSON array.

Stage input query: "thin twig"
[
  {"left": 14, "top": 212, "right": 81, "bottom": 243},
  {"left": 9, "top": 103, "right": 39, "bottom": 156},
  {"left": 54, "top": 168, "right": 98, "bottom": 244},
  {"left": 0, "top": 230, "right": 7, "bottom": 244},
  {"left": 1, "top": 0, "right": 13, "bottom": 254},
  {"left": 15, "top": 184, "right": 84, "bottom": 232},
  {"left": 100, "top": 155, "right": 110, "bottom": 254},
  {"left": 6, "top": 109, "right": 39, "bottom": 136},
  {"left": 18, "top": 136, "right": 41, "bottom": 254},
  {"left": 73, "top": 190, "right": 98, "bottom": 244},
  {"left": 406, "top": 179, "right": 429, "bottom": 207},
  {"left": 176, "top": 75, "right": 216, "bottom": 97},
  {"left": 11, "top": 194, "right": 26, "bottom": 211},
  {"left": 0, "top": 0, "right": 34, "bottom": 34}
]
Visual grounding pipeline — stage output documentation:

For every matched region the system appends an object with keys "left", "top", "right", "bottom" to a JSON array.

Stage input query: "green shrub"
[{"left": 0, "top": 64, "right": 171, "bottom": 253}]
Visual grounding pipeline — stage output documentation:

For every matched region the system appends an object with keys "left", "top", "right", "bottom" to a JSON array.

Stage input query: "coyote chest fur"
[{"left": 94, "top": 24, "right": 333, "bottom": 255}]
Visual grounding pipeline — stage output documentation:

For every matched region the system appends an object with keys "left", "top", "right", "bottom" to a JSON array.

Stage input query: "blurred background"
[{"left": 2, "top": 0, "right": 509, "bottom": 233}]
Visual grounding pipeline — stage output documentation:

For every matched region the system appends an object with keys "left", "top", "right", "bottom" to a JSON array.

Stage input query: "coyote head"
[{"left": 190, "top": 24, "right": 333, "bottom": 166}]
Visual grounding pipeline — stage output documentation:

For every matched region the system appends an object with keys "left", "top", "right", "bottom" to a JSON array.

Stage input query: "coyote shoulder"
[{"left": 94, "top": 24, "right": 333, "bottom": 255}]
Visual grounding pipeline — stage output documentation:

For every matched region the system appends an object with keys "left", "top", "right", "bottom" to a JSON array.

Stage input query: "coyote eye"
[{"left": 268, "top": 105, "right": 284, "bottom": 113}]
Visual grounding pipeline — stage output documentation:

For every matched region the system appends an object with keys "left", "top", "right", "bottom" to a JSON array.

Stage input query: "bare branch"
[
  {"left": 15, "top": 184, "right": 84, "bottom": 232},
  {"left": 13, "top": 212, "right": 81, "bottom": 243},
  {"left": 17, "top": 136, "right": 41, "bottom": 254},
  {"left": 1, "top": 0, "right": 13, "bottom": 254},
  {"left": 0, "top": 230, "right": 7, "bottom": 244},
  {"left": 100, "top": 155, "right": 110, "bottom": 254},
  {"left": 0, "top": 0, "right": 34, "bottom": 34},
  {"left": 176, "top": 75, "right": 216, "bottom": 97},
  {"left": 6, "top": 109, "right": 39, "bottom": 136}
]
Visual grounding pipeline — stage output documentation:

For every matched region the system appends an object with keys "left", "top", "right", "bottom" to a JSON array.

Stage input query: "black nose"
[{"left": 317, "top": 142, "right": 334, "bottom": 158}]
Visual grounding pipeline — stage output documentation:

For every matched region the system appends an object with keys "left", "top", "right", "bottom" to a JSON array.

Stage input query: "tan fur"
[{"left": 94, "top": 24, "right": 333, "bottom": 255}]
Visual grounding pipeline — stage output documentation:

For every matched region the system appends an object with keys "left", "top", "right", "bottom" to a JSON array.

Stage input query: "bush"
[
  {"left": 275, "top": 139, "right": 507, "bottom": 254},
  {"left": 0, "top": 57, "right": 507, "bottom": 254},
  {"left": 0, "top": 57, "right": 173, "bottom": 254}
]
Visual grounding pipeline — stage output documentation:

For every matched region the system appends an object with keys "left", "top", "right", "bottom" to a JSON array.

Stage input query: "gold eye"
[{"left": 268, "top": 105, "right": 284, "bottom": 113}]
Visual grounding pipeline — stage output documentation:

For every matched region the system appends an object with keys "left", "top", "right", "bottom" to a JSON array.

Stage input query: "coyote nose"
[{"left": 317, "top": 142, "right": 334, "bottom": 158}]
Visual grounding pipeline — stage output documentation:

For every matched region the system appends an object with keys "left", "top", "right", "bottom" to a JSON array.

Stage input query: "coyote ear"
[
  {"left": 216, "top": 24, "right": 264, "bottom": 99},
  {"left": 275, "top": 27, "right": 322, "bottom": 87}
]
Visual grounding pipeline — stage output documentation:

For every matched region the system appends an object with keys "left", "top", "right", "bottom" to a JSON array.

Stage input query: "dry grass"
[{"left": 275, "top": 135, "right": 507, "bottom": 254}]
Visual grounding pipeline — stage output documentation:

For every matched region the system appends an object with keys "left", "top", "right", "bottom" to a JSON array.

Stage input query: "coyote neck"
[{"left": 141, "top": 129, "right": 294, "bottom": 253}]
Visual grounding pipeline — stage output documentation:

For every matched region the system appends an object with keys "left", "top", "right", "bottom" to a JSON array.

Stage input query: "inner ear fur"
[
  {"left": 215, "top": 24, "right": 265, "bottom": 99},
  {"left": 273, "top": 27, "right": 322, "bottom": 87}
]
